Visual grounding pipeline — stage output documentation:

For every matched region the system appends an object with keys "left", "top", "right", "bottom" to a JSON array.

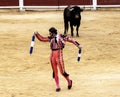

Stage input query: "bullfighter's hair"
[{"left": 49, "top": 27, "right": 57, "bottom": 34}]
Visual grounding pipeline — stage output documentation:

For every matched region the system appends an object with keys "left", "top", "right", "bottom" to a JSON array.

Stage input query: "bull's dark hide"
[{"left": 63, "top": 6, "right": 83, "bottom": 37}]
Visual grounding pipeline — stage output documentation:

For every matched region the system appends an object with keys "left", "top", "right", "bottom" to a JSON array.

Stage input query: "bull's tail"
[
  {"left": 63, "top": 7, "right": 71, "bottom": 35},
  {"left": 64, "top": 19, "right": 69, "bottom": 35}
]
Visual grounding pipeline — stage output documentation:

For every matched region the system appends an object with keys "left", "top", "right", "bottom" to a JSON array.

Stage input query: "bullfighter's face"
[{"left": 49, "top": 32, "right": 56, "bottom": 38}]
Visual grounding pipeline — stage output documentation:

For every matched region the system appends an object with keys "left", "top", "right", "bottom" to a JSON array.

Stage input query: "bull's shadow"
[{"left": 63, "top": 6, "right": 83, "bottom": 37}]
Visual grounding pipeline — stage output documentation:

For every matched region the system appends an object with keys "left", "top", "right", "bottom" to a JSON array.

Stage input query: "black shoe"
[
  {"left": 68, "top": 80, "right": 72, "bottom": 90},
  {"left": 56, "top": 88, "right": 61, "bottom": 92}
]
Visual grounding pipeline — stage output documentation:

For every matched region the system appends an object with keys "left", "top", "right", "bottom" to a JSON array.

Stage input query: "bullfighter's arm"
[
  {"left": 64, "top": 36, "right": 82, "bottom": 49},
  {"left": 34, "top": 32, "right": 49, "bottom": 42}
]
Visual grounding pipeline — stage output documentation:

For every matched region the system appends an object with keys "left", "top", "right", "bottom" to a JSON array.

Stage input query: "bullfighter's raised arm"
[{"left": 34, "top": 32, "right": 49, "bottom": 42}]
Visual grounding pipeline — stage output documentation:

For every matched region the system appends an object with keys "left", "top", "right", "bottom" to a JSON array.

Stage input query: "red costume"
[{"left": 35, "top": 31, "right": 81, "bottom": 92}]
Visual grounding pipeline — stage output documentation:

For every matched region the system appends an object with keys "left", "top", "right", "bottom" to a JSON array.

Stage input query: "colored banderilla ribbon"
[
  {"left": 29, "top": 33, "right": 35, "bottom": 54},
  {"left": 77, "top": 49, "right": 82, "bottom": 62}
]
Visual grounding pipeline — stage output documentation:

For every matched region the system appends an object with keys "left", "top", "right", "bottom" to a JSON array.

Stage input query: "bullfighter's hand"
[
  {"left": 78, "top": 44, "right": 82, "bottom": 50},
  {"left": 34, "top": 32, "right": 38, "bottom": 35}
]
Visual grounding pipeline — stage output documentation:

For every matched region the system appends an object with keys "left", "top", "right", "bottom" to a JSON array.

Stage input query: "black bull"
[{"left": 63, "top": 6, "right": 83, "bottom": 37}]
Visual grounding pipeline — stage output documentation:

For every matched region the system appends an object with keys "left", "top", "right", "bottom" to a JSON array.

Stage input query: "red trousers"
[
  {"left": 50, "top": 50, "right": 71, "bottom": 89},
  {"left": 50, "top": 50, "right": 65, "bottom": 76}
]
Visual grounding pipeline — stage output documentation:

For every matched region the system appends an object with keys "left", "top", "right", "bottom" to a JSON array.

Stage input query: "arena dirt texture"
[{"left": 0, "top": 10, "right": 120, "bottom": 97}]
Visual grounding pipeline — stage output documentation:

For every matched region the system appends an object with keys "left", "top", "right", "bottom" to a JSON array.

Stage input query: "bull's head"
[
  {"left": 75, "top": 14, "right": 80, "bottom": 19},
  {"left": 71, "top": 6, "right": 83, "bottom": 19}
]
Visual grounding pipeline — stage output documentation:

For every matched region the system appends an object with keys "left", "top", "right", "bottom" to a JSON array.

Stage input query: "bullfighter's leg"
[
  {"left": 50, "top": 52, "right": 60, "bottom": 91},
  {"left": 57, "top": 50, "right": 72, "bottom": 89}
]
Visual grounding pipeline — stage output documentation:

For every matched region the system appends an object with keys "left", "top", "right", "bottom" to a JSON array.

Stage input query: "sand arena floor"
[{"left": 0, "top": 10, "right": 120, "bottom": 97}]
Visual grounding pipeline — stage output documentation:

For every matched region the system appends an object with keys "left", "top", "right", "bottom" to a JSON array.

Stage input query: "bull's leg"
[
  {"left": 70, "top": 22, "right": 74, "bottom": 36},
  {"left": 76, "top": 25, "right": 80, "bottom": 37},
  {"left": 70, "top": 25, "right": 74, "bottom": 37}
]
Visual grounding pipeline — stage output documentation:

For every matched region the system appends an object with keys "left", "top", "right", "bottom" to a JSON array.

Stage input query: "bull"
[{"left": 63, "top": 6, "right": 83, "bottom": 37}]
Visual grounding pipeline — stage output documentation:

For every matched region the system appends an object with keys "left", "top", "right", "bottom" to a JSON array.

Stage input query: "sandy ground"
[{"left": 0, "top": 10, "right": 120, "bottom": 97}]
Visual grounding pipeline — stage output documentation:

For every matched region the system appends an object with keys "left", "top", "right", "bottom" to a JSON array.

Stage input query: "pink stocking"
[
  {"left": 64, "top": 76, "right": 71, "bottom": 86},
  {"left": 54, "top": 76, "right": 60, "bottom": 89}
]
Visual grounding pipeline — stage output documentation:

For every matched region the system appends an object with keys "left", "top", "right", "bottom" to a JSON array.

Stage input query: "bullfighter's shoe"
[
  {"left": 56, "top": 88, "right": 61, "bottom": 92},
  {"left": 68, "top": 80, "right": 72, "bottom": 90}
]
